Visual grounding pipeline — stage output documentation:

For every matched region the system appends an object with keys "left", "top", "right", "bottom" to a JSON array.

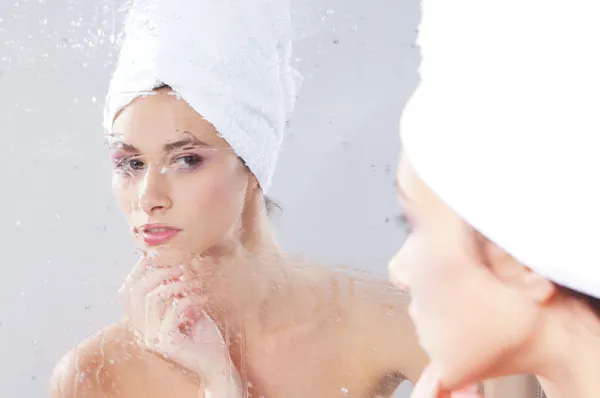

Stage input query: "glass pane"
[{"left": 0, "top": 1, "right": 544, "bottom": 397}]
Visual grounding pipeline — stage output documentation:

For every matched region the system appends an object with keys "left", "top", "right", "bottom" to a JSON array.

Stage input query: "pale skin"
[
  {"left": 389, "top": 151, "right": 600, "bottom": 398},
  {"left": 50, "top": 90, "right": 541, "bottom": 398}
]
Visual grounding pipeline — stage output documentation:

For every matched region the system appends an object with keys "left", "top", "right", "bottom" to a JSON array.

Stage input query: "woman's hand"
[
  {"left": 120, "top": 255, "right": 243, "bottom": 397},
  {"left": 411, "top": 366, "right": 483, "bottom": 398}
]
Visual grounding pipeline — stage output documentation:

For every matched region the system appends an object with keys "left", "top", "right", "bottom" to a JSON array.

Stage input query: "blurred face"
[
  {"left": 108, "top": 90, "right": 254, "bottom": 255},
  {"left": 388, "top": 151, "right": 540, "bottom": 389}
]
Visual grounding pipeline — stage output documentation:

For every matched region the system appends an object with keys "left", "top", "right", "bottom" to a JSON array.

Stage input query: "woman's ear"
[{"left": 486, "top": 241, "right": 556, "bottom": 304}]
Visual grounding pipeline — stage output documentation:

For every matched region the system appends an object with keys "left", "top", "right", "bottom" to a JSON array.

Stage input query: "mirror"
[{"left": 0, "top": 1, "right": 543, "bottom": 397}]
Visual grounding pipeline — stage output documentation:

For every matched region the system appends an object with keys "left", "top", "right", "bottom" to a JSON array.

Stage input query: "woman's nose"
[
  {"left": 138, "top": 167, "right": 172, "bottom": 215},
  {"left": 388, "top": 250, "right": 409, "bottom": 292}
]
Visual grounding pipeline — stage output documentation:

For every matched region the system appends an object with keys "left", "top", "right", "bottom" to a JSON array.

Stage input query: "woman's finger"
[
  {"left": 128, "top": 266, "right": 184, "bottom": 302},
  {"left": 121, "top": 266, "right": 185, "bottom": 336},
  {"left": 145, "top": 281, "right": 205, "bottom": 331},
  {"left": 411, "top": 366, "right": 445, "bottom": 398},
  {"left": 158, "top": 296, "right": 200, "bottom": 346}
]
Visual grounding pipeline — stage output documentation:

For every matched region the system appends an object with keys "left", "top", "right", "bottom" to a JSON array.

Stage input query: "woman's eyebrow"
[
  {"left": 163, "top": 131, "right": 209, "bottom": 151},
  {"left": 106, "top": 131, "right": 208, "bottom": 153},
  {"left": 108, "top": 140, "right": 138, "bottom": 153}
]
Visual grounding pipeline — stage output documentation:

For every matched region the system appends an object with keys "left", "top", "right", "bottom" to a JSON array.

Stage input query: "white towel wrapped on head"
[
  {"left": 104, "top": 0, "right": 303, "bottom": 192},
  {"left": 401, "top": 0, "right": 600, "bottom": 298}
]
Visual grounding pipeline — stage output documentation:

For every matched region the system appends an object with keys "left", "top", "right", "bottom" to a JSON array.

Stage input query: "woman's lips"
[{"left": 139, "top": 225, "right": 181, "bottom": 246}]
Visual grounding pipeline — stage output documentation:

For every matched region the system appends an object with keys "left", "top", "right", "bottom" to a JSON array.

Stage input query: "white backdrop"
[{"left": 0, "top": 0, "right": 419, "bottom": 396}]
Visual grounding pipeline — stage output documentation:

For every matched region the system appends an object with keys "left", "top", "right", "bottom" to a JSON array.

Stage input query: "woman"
[
  {"left": 50, "top": 0, "right": 542, "bottom": 397},
  {"left": 51, "top": 0, "right": 428, "bottom": 397},
  {"left": 389, "top": 1, "right": 599, "bottom": 398}
]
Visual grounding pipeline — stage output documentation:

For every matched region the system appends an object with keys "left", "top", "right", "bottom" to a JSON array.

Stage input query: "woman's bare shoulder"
[{"left": 50, "top": 320, "right": 143, "bottom": 398}]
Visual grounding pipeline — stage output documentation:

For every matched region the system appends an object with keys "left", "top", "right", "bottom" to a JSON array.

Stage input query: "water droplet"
[
  {"left": 160, "top": 166, "right": 168, "bottom": 174},
  {"left": 341, "top": 387, "right": 349, "bottom": 394}
]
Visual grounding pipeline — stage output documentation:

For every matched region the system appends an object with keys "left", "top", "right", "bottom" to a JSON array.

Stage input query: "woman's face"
[
  {"left": 388, "top": 151, "right": 540, "bottom": 388},
  {"left": 108, "top": 89, "right": 254, "bottom": 255}
]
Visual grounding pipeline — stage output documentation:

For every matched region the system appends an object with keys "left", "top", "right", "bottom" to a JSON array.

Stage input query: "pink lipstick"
[{"left": 138, "top": 224, "right": 181, "bottom": 246}]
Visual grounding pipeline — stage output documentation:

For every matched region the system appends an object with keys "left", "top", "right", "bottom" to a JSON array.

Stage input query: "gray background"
[{"left": 0, "top": 0, "right": 419, "bottom": 396}]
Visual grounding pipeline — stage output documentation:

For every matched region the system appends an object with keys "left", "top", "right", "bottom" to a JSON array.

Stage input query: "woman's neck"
[
  {"left": 533, "top": 306, "right": 600, "bottom": 398},
  {"left": 195, "top": 197, "right": 287, "bottom": 333}
]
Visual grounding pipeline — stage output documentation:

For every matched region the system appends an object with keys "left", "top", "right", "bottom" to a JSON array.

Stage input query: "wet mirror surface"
[{"left": 0, "top": 1, "right": 548, "bottom": 398}]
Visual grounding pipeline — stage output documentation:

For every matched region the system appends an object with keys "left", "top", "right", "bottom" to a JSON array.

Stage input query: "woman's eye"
[
  {"left": 115, "top": 157, "right": 145, "bottom": 173},
  {"left": 173, "top": 154, "right": 203, "bottom": 169},
  {"left": 396, "top": 213, "right": 413, "bottom": 234}
]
